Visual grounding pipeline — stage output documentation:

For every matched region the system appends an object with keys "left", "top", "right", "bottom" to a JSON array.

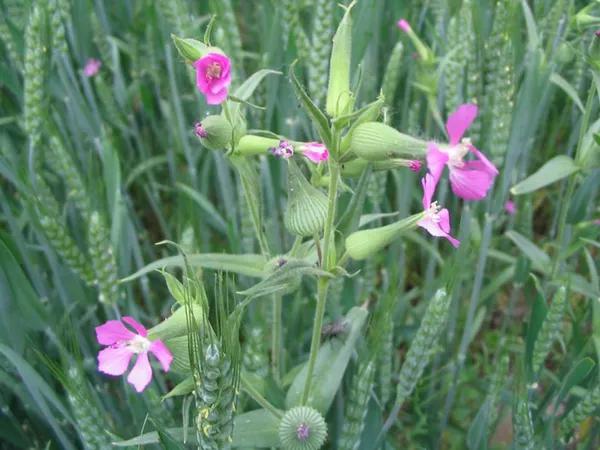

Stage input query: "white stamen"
[{"left": 127, "top": 335, "right": 151, "bottom": 354}]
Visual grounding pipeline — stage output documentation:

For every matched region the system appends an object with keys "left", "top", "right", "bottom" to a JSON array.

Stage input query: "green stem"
[
  {"left": 271, "top": 294, "right": 282, "bottom": 382},
  {"left": 301, "top": 159, "right": 340, "bottom": 405},
  {"left": 241, "top": 372, "right": 283, "bottom": 419}
]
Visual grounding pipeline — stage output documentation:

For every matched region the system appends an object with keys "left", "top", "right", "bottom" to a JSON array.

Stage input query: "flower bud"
[
  {"left": 326, "top": 2, "right": 355, "bottom": 118},
  {"left": 195, "top": 115, "right": 233, "bottom": 151},
  {"left": 349, "top": 122, "right": 427, "bottom": 161},
  {"left": 284, "top": 160, "right": 328, "bottom": 237},
  {"left": 345, "top": 213, "right": 423, "bottom": 260},
  {"left": 235, "top": 135, "right": 281, "bottom": 156},
  {"left": 171, "top": 35, "right": 208, "bottom": 61}
]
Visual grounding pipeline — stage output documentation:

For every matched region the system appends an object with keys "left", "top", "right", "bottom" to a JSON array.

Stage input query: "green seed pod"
[
  {"left": 196, "top": 115, "right": 234, "bottom": 151},
  {"left": 531, "top": 287, "right": 567, "bottom": 375},
  {"left": 235, "top": 135, "right": 280, "bottom": 157},
  {"left": 279, "top": 406, "right": 327, "bottom": 450},
  {"left": 349, "top": 122, "right": 427, "bottom": 161},
  {"left": 345, "top": 212, "right": 423, "bottom": 260},
  {"left": 284, "top": 160, "right": 328, "bottom": 237},
  {"left": 326, "top": 2, "right": 355, "bottom": 118}
]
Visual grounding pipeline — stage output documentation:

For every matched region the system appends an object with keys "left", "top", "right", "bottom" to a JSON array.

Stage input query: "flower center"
[
  {"left": 445, "top": 138, "right": 471, "bottom": 168},
  {"left": 296, "top": 423, "right": 310, "bottom": 441},
  {"left": 127, "top": 335, "right": 151, "bottom": 354},
  {"left": 205, "top": 62, "right": 222, "bottom": 80},
  {"left": 426, "top": 201, "right": 441, "bottom": 222}
]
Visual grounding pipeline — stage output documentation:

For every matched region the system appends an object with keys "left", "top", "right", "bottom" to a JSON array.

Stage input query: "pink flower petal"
[
  {"left": 446, "top": 103, "right": 478, "bottom": 145},
  {"left": 421, "top": 173, "right": 437, "bottom": 210},
  {"left": 505, "top": 200, "right": 516, "bottom": 215},
  {"left": 95, "top": 320, "right": 136, "bottom": 345},
  {"left": 468, "top": 144, "right": 498, "bottom": 175},
  {"left": 397, "top": 19, "right": 411, "bottom": 32},
  {"left": 127, "top": 352, "right": 153, "bottom": 392},
  {"left": 417, "top": 214, "right": 460, "bottom": 248},
  {"left": 122, "top": 316, "right": 148, "bottom": 337},
  {"left": 426, "top": 142, "right": 448, "bottom": 186},
  {"left": 98, "top": 346, "right": 134, "bottom": 376},
  {"left": 205, "top": 88, "right": 229, "bottom": 105},
  {"left": 449, "top": 158, "right": 497, "bottom": 200},
  {"left": 149, "top": 340, "right": 173, "bottom": 372},
  {"left": 301, "top": 142, "right": 329, "bottom": 163}
]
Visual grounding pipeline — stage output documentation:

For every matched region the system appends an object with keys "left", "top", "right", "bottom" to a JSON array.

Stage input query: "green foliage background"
[{"left": 0, "top": 0, "right": 599, "bottom": 448}]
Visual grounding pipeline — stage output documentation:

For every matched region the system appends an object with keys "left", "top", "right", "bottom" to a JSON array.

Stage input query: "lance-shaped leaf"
[
  {"left": 120, "top": 253, "right": 268, "bottom": 282},
  {"left": 510, "top": 155, "right": 579, "bottom": 195},
  {"left": 326, "top": 1, "right": 356, "bottom": 118}
]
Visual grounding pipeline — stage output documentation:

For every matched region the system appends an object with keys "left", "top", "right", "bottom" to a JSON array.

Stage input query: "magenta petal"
[
  {"left": 122, "top": 316, "right": 147, "bottom": 337},
  {"left": 149, "top": 340, "right": 173, "bottom": 372},
  {"left": 449, "top": 162, "right": 496, "bottom": 200},
  {"left": 446, "top": 103, "right": 478, "bottom": 145},
  {"left": 417, "top": 215, "right": 460, "bottom": 248},
  {"left": 98, "top": 346, "right": 134, "bottom": 376},
  {"left": 426, "top": 142, "right": 448, "bottom": 186},
  {"left": 127, "top": 352, "right": 152, "bottom": 392},
  {"left": 421, "top": 173, "right": 437, "bottom": 210},
  {"left": 468, "top": 145, "right": 498, "bottom": 175},
  {"left": 95, "top": 320, "right": 136, "bottom": 345},
  {"left": 205, "top": 88, "right": 229, "bottom": 105}
]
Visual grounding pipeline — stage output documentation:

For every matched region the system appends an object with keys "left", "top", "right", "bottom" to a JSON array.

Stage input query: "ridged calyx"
[
  {"left": 279, "top": 406, "right": 327, "bottom": 450},
  {"left": 350, "top": 122, "right": 426, "bottom": 161},
  {"left": 195, "top": 115, "right": 233, "bottom": 151},
  {"left": 284, "top": 160, "right": 328, "bottom": 237}
]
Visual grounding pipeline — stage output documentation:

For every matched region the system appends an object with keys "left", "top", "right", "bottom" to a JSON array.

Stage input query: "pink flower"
[
  {"left": 193, "top": 53, "right": 231, "bottom": 105},
  {"left": 426, "top": 104, "right": 498, "bottom": 201},
  {"left": 83, "top": 58, "right": 101, "bottom": 77},
  {"left": 418, "top": 174, "right": 460, "bottom": 248},
  {"left": 300, "top": 142, "right": 329, "bottom": 163},
  {"left": 397, "top": 19, "right": 411, "bottom": 33},
  {"left": 504, "top": 200, "right": 516, "bottom": 215},
  {"left": 270, "top": 140, "right": 294, "bottom": 159},
  {"left": 95, "top": 316, "right": 172, "bottom": 393}
]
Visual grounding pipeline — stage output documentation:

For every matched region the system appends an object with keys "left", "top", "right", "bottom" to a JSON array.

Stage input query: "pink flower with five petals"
[
  {"left": 418, "top": 174, "right": 460, "bottom": 248},
  {"left": 83, "top": 58, "right": 101, "bottom": 77},
  {"left": 426, "top": 104, "right": 498, "bottom": 201},
  {"left": 95, "top": 316, "right": 172, "bottom": 392},
  {"left": 193, "top": 53, "right": 232, "bottom": 105}
]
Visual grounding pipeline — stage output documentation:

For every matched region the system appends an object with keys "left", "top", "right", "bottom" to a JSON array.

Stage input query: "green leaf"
[
  {"left": 510, "top": 155, "right": 579, "bottom": 195},
  {"left": 467, "top": 397, "right": 492, "bottom": 450},
  {"left": 233, "top": 69, "right": 281, "bottom": 101},
  {"left": 286, "top": 306, "right": 369, "bottom": 413},
  {"left": 505, "top": 231, "right": 551, "bottom": 272},
  {"left": 556, "top": 358, "right": 595, "bottom": 404},
  {"left": 520, "top": 0, "right": 539, "bottom": 51},
  {"left": 175, "top": 182, "right": 227, "bottom": 233},
  {"left": 163, "top": 376, "right": 194, "bottom": 399},
  {"left": 120, "top": 253, "right": 267, "bottom": 283},
  {"left": 550, "top": 73, "right": 585, "bottom": 113},
  {"left": 289, "top": 61, "right": 332, "bottom": 147},
  {"left": 114, "top": 409, "right": 280, "bottom": 448}
]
